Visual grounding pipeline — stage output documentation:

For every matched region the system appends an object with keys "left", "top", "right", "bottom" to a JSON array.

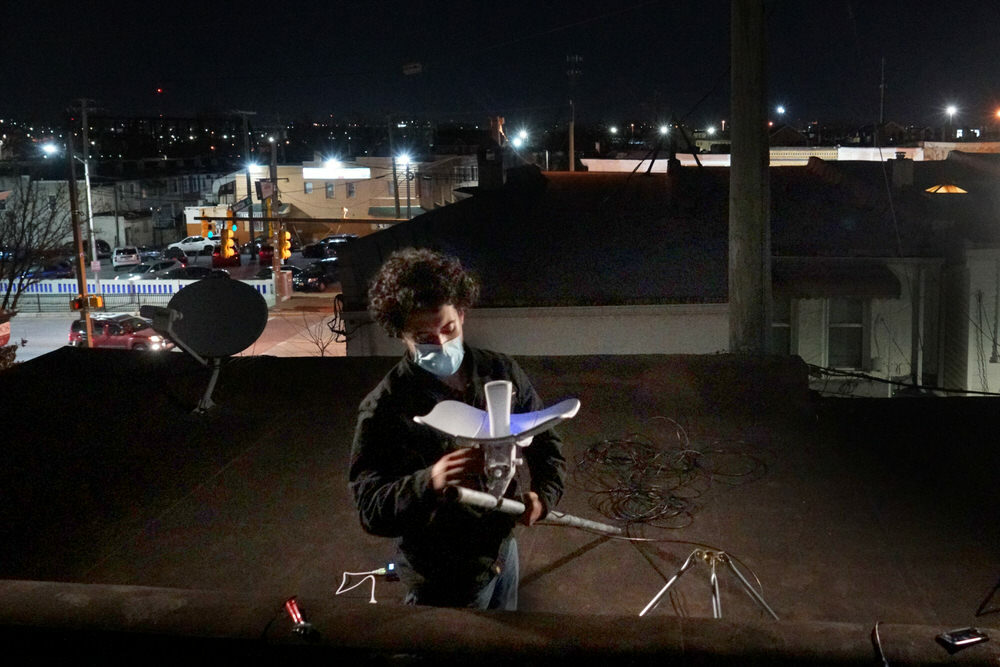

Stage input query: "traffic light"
[
  {"left": 279, "top": 230, "right": 291, "bottom": 261},
  {"left": 71, "top": 295, "right": 104, "bottom": 310},
  {"left": 220, "top": 224, "right": 236, "bottom": 259},
  {"left": 200, "top": 208, "right": 212, "bottom": 238}
]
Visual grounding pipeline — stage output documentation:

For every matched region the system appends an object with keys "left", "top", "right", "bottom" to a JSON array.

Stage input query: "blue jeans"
[{"left": 403, "top": 537, "right": 519, "bottom": 611}]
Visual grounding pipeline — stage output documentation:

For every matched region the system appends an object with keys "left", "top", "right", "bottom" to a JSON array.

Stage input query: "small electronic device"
[{"left": 936, "top": 627, "right": 989, "bottom": 653}]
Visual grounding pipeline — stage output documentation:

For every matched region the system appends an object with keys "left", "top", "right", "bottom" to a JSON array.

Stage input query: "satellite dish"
[
  {"left": 140, "top": 279, "right": 268, "bottom": 413},
  {"left": 166, "top": 278, "right": 267, "bottom": 358}
]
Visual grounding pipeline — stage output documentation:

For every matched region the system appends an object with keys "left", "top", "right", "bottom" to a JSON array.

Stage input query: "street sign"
[
  {"left": 255, "top": 179, "right": 275, "bottom": 200},
  {"left": 233, "top": 197, "right": 252, "bottom": 213}
]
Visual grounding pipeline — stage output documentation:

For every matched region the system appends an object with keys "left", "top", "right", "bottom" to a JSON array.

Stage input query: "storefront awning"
[
  {"left": 772, "top": 258, "right": 901, "bottom": 299},
  {"left": 368, "top": 206, "right": 426, "bottom": 219}
]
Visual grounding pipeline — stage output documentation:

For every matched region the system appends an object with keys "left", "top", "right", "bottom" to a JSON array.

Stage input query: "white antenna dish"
[{"left": 414, "top": 381, "right": 580, "bottom": 498}]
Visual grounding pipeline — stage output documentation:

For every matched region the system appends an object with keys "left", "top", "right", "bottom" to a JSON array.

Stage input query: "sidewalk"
[{"left": 271, "top": 288, "right": 340, "bottom": 313}]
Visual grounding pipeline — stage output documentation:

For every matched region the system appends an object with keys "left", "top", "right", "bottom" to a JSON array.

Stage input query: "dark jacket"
[{"left": 349, "top": 345, "right": 566, "bottom": 595}]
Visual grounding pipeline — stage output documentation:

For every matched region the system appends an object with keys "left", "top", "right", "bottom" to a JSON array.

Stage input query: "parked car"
[
  {"left": 68, "top": 314, "right": 174, "bottom": 351},
  {"left": 92, "top": 240, "right": 112, "bottom": 258},
  {"left": 112, "top": 246, "right": 141, "bottom": 270},
  {"left": 166, "top": 235, "right": 215, "bottom": 256},
  {"left": 301, "top": 234, "right": 357, "bottom": 258},
  {"left": 240, "top": 236, "right": 270, "bottom": 255},
  {"left": 292, "top": 258, "right": 340, "bottom": 292},
  {"left": 254, "top": 265, "right": 303, "bottom": 280},
  {"left": 137, "top": 246, "right": 163, "bottom": 261},
  {"left": 155, "top": 266, "right": 230, "bottom": 280},
  {"left": 20, "top": 260, "right": 74, "bottom": 280},
  {"left": 211, "top": 245, "right": 242, "bottom": 268},
  {"left": 113, "top": 260, "right": 182, "bottom": 280},
  {"left": 258, "top": 244, "right": 275, "bottom": 264},
  {"left": 163, "top": 246, "right": 189, "bottom": 262}
]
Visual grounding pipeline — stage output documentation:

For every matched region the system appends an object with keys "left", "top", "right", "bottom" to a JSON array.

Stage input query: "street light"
[
  {"left": 776, "top": 105, "right": 786, "bottom": 116},
  {"left": 659, "top": 125, "right": 670, "bottom": 135},
  {"left": 946, "top": 105, "right": 957, "bottom": 139},
  {"left": 397, "top": 153, "right": 414, "bottom": 219},
  {"left": 42, "top": 142, "right": 100, "bottom": 275}
]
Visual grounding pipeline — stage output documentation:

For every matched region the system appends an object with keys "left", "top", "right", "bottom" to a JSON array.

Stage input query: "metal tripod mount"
[{"left": 638, "top": 549, "right": 779, "bottom": 620}]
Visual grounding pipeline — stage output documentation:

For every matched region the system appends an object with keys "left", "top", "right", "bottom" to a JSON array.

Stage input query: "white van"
[{"left": 112, "top": 246, "right": 141, "bottom": 270}]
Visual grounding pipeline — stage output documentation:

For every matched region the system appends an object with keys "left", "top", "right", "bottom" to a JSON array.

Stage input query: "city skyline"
[{"left": 4, "top": 1, "right": 999, "bottom": 130}]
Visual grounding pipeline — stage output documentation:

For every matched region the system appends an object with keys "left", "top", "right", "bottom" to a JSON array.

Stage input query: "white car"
[
  {"left": 166, "top": 235, "right": 215, "bottom": 256},
  {"left": 111, "top": 246, "right": 141, "bottom": 270}
]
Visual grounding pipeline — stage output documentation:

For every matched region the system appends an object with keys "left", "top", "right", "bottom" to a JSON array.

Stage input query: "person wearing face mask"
[{"left": 349, "top": 247, "right": 566, "bottom": 610}]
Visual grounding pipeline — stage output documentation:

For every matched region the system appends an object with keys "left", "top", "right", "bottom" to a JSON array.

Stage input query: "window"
[
  {"left": 771, "top": 296, "right": 792, "bottom": 355},
  {"left": 346, "top": 182, "right": 356, "bottom": 198},
  {"left": 326, "top": 183, "right": 335, "bottom": 198},
  {"left": 304, "top": 182, "right": 313, "bottom": 194},
  {"left": 828, "top": 298, "right": 865, "bottom": 368}
]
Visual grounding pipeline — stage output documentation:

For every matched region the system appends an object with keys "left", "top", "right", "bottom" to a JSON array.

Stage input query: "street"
[{"left": 8, "top": 295, "right": 345, "bottom": 362}]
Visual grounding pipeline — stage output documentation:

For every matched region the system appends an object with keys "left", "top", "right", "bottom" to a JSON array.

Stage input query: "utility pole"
[
  {"left": 270, "top": 136, "right": 281, "bottom": 276},
  {"left": 388, "top": 115, "right": 401, "bottom": 218},
  {"left": 728, "top": 0, "right": 771, "bottom": 354},
  {"left": 112, "top": 184, "right": 121, "bottom": 247},
  {"left": 66, "top": 131, "right": 94, "bottom": 347},
  {"left": 877, "top": 57, "right": 887, "bottom": 147},
  {"left": 76, "top": 99, "right": 100, "bottom": 275},
  {"left": 566, "top": 55, "right": 582, "bottom": 172},
  {"left": 233, "top": 110, "right": 257, "bottom": 247}
]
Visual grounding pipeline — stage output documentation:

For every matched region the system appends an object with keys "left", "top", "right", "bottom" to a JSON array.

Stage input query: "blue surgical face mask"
[{"left": 413, "top": 336, "right": 465, "bottom": 377}]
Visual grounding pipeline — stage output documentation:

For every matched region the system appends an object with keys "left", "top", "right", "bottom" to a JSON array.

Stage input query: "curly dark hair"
[{"left": 368, "top": 248, "right": 480, "bottom": 337}]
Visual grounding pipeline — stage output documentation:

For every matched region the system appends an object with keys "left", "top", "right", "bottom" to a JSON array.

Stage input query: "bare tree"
[
  {"left": 294, "top": 312, "right": 343, "bottom": 356},
  {"left": 0, "top": 176, "right": 74, "bottom": 313}
]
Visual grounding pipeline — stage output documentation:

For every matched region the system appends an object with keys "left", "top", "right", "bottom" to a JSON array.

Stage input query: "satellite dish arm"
[{"left": 140, "top": 305, "right": 208, "bottom": 366}]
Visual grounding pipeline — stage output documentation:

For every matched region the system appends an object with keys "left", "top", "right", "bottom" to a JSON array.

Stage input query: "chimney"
[
  {"left": 477, "top": 142, "right": 506, "bottom": 191},
  {"left": 891, "top": 154, "right": 913, "bottom": 188}
]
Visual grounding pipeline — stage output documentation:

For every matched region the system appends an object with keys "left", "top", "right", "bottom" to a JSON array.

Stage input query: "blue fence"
[{"left": 5, "top": 278, "right": 277, "bottom": 313}]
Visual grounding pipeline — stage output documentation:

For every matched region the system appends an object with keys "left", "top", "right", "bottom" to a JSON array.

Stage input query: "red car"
[{"left": 68, "top": 314, "right": 174, "bottom": 351}]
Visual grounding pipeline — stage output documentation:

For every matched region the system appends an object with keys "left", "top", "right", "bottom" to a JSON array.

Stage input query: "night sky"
[{"left": 3, "top": 0, "right": 999, "bottom": 129}]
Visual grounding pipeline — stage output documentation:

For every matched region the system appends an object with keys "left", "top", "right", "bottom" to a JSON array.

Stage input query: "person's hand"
[
  {"left": 429, "top": 448, "right": 482, "bottom": 493},
  {"left": 520, "top": 491, "right": 545, "bottom": 526}
]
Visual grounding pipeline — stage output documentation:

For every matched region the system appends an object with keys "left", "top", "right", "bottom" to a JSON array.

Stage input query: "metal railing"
[{"left": 4, "top": 278, "right": 276, "bottom": 314}]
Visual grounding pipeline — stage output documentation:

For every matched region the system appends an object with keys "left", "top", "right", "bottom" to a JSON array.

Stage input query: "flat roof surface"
[{"left": 1, "top": 348, "right": 997, "bottom": 631}]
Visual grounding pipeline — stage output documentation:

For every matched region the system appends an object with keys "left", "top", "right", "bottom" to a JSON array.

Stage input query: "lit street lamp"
[
  {"left": 946, "top": 105, "right": 957, "bottom": 140},
  {"left": 42, "top": 141, "right": 100, "bottom": 275},
  {"left": 397, "top": 154, "right": 414, "bottom": 219}
]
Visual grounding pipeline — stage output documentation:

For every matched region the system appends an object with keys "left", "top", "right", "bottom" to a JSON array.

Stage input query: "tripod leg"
[
  {"left": 639, "top": 550, "right": 699, "bottom": 617},
  {"left": 723, "top": 555, "right": 779, "bottom": 620},
  {"left": 710, "top": 553, "right": 722, "bottom": 619}
]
